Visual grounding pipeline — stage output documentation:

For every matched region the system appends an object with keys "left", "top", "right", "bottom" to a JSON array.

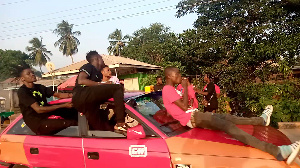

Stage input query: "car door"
[
  {"left": 8, "top": 118, "right": 85, "bottom": 168},
  {"left": 83, "top": 129, "right": 171, "bottom": 168}
]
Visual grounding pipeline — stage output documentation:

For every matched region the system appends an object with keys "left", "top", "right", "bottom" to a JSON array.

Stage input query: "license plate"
[{"left": 175, "top": 164, "right": 192, "bottom": 168}]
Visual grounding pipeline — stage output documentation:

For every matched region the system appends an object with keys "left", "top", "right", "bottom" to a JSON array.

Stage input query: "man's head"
[
  {"left": 204, "top": 72, "right": 213, "bottom": 83},
  {"left": 18, "top": 65, "right": 37, "bottom": 83},
  {"left": 86, "top": 51, "right": 105, "bottom": 70},
  {"left": 156, "top": 76, "right": 163, "bottom": 85},
  {"left": 101, "top": 65, "right": 112, "bottom": 77},
  {"left": 164, "top": 67, "right": 182, "bottom": 85},
  {"left": 214, "top": 76, "right": 219, "bottom": 84},
  {"left": 119, "top": 79, "right": 124, "bottom": 85}
]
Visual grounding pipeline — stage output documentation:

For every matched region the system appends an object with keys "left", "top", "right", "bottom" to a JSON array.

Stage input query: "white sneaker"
[
  {"left": 293, "top": 156, "right": 300, "bottom": 166},
  {"left": 287, "top": 141, "right": 300, "bottom": 165},
  {"left": 261, "top": 105, "right": 273, "bottom": 126}
]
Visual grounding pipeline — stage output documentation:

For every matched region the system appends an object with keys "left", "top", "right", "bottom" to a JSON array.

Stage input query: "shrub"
[{"left": 234, "top": 79, "right": 300, "bottom": 127}]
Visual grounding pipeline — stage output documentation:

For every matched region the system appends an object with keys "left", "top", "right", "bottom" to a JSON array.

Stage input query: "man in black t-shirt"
[
  {"left": 194, "top": 73, "right": 218, "bottom": 112},
  {"left": 72, "top": 51, "right": 127, "bottom": 134},
  {"left": 154, "top": 76, "right": 164, "bottom": 91},
  {"left": 17, "top": 67, "right": 77, "bottom": 135}
]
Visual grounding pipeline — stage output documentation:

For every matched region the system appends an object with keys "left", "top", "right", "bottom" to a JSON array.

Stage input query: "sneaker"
[
  {"left": 287, "top": 141, "right": 300, "bottom": 165},
  {"left": 114, "top": 123, "right": 129, "bottom": 136},
  {"left": 260, "top": 105, "right": 273, "bottom": 126},
  {"left": 294, "top": 156, "right": 300, "bottom": 166}
]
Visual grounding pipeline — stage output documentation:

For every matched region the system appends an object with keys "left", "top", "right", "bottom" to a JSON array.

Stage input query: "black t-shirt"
[
  {"left": 204, "top": 82, "right": 218, "bottom": 109},
  {"left": 74, "top": 63, "right": 103, "bottom": 89},
  {"left": 154, "top": 84, "right": 164, "bottom": 91},
  {"left": 17, "top": 84, "right": 55, "bottom": 133}
]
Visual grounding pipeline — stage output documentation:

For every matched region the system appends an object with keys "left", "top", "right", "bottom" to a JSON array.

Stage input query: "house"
[
  {"left": 42, "top": 55, "right": 162, "bottom": 91},
  {"left": 292, "top": 66, "right": 300, "bottom": 78}
]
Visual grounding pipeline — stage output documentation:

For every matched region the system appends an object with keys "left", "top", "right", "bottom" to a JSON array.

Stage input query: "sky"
[{"left": 0, "top": 0, "right": 197, "bottom": 72}]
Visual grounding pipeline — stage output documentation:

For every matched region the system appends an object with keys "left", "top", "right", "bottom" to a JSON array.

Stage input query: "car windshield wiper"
[{"left": 159, "top": 121, "right": 180, "bottom": 127}]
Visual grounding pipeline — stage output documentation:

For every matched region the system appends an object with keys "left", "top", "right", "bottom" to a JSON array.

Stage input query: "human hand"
[
  {"left": 181, "top": 78, "right": 188, "bottom": 88},
  {"left": 105, "top": 81, "right": 113, "bottom": 84},
  {"left": 63, "top": 102, "right": 73, "bottom": 108}
]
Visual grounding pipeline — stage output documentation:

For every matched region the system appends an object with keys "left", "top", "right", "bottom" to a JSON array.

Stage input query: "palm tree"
[
  {"left": 107, "top": 29, "right": 128, "bottom": 56},
  {"left": 26, "top": 37, "right": 52, "bottom": 73},
  {"left": 53, "top": 20, "right": 81, "bottom": 63}
]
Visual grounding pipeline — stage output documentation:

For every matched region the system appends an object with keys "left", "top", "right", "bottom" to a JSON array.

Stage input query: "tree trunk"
[
  {"left": 39, "top": 65, "right": 43, "bottom": 74},
  {"left": 70, "top": 55, "right": 74, "bottom": 63}
]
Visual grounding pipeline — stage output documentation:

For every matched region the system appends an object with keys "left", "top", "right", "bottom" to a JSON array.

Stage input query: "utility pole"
[{"left": 118, "top": 40, "right": 121, "bottom": 56}]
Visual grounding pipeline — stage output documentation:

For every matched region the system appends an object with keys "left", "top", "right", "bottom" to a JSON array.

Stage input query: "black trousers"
[
  {"left": 72, "top": 84, "right": 125, "bottom": 126},
  {"left": 37, "top": 108, "right": 78, "bottom": 135}
]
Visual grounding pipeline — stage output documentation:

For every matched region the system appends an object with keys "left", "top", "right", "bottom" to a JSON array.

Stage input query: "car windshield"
[{"left": 128, "top": 91, "right": 191, "bottom": 137}]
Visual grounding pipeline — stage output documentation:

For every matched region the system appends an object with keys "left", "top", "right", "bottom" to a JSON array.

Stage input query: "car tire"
[{"left": 12, "top": 165, "right": 29, "bottom": 168}]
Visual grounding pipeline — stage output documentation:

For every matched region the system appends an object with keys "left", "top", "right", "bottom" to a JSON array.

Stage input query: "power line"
[
  {"left": 1, "top": 0, "right": 30, "bottom": 6},
  {"left": 2, "top": 0, "right": 160, "bottom": 30},
  {"left": 2, "top": 0, "right": 173, "bottom": 33},
  {"left": 0, "top": 5, "right": 175, "bottom": 41},
  {"left": 78, "top": 6, "right": 174, "bottom": 26},
  {"left": 0, "top": 0, "right": 116, "bottom": 25}
]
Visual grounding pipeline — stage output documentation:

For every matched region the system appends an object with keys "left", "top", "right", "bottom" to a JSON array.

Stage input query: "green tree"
[
  {"left": 0, "top": 49, "right": 32, "bottom": 81},
  {"left": 107, "top": 29, "right": 128, "bottom": 56},
  {"left": 123, "top": 23, "right": 182, "bottom": 65},
  {"left": 26, "top": 37, "right": 52, "bottom": 73},
  {"left": 53, "top": 20, "right": 81, "bottom": 63},
  {"left": 176, "top": 0, "right": 300, "bottom": 89}
]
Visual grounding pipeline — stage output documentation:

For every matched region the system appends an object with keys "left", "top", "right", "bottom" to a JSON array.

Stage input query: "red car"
[{"left": 0, "top": 92, "right": 299, "bottom": 168}]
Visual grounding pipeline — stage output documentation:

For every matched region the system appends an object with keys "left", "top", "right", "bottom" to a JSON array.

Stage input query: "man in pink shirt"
[{"left": 162, "top": 66, "right": 300, "bottom": 165}]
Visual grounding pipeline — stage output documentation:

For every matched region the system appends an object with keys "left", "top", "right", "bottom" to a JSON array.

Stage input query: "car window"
[
  {"left": 128, "top": 92, "right": 191, "bottom": 137},
  {"left": 6, "top": 118, "right": 35, "bottom": 135},
  {"left": 86, "top": 103, "right": 157, "bottom": 138},
  {"left": 6, "top": 118, "right": 79, "bottom": 137}
]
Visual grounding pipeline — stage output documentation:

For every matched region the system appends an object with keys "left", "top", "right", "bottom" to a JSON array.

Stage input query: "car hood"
[{"left": 166, "top": 125, "right": 291, "bottom": 159}]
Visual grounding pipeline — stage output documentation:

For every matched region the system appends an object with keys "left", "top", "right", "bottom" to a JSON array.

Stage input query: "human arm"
[
  {"left": 43, "top": 85, "right": 72, "bottom": 99},
  {"left": 77, "top": 64, "right": 105, "bottom": 86},
  {"left": 174, "top": 79, "right": 189, "bottom": 111},
  {"left": 77, "top": 71, "right": 100, "bottom": 86},
  {"left": 215, "top": 85, "right": 221, "bottom": 98},
  {"left": 194, "top": 87, "right": 208, "bottom": 96},
  {"left": 188, "top": 85, "right": 196, "bottom": 107},
  {"left": 189, "top": 99, "right": 194, "bottom": 107},
  {"left": 53, "top": 92, "right": 73, "bottom": 99},
  {"left": 31, "top": 102, "right": 72, "bottom": 114}
]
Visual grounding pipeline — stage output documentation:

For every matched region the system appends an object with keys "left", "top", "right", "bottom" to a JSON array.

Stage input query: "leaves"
[
  {"left": 0, "top": 49, "right": 32, "bottom": 81},
  {"left": 113, "top": 0, "right": 300, "bottom": 124},
  {"left": 122, "top": 23, "right": 182, "bottom": 65},
  {"left": 53, "top": 20, "right": 81, "bottom": 63},
  {"left": 26, "top": 37, "right": 52, "bottom": 73},
  {"left": 107, "top": 29, "right": 128, "bottom": 56}
]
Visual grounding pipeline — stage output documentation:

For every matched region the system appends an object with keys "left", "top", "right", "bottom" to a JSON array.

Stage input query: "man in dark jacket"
[{"left": 72, "top": 51, "right": 127, "bottom": 134}]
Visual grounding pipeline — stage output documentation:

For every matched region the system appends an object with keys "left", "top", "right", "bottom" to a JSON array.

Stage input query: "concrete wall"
[{"left": 0, "top": 87, "right": 20, "bottom": 112}]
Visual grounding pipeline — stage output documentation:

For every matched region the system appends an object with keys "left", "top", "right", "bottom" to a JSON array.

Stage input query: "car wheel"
[{"left": 12, "top": 165, "right": 29, "bottom": 168}]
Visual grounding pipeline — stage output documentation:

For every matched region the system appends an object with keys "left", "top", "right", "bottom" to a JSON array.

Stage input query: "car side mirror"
[{"left": 127, "top": 125, "right": 146, "bottom": 140}]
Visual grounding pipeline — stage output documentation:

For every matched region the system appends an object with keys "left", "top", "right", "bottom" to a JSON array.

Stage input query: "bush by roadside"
[{"left": 227, "top": 79, "right": 300, "bottom": 127}]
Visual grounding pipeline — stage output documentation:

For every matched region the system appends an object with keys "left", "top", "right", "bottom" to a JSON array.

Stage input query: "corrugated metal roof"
[{"left": 42, "top": 54, "right": 161, "bottom": 77}]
